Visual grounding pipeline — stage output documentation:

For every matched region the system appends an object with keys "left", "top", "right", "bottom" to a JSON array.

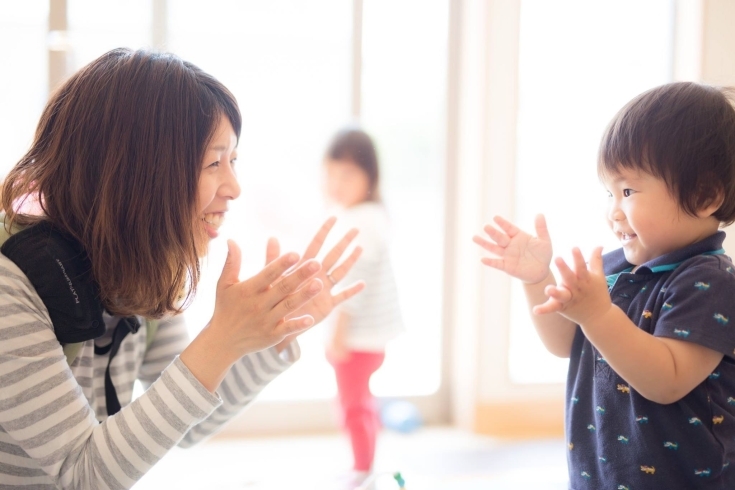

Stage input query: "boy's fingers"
[
  {"left": 545, "top": 284, "right": 572, "bottom": 303},
  {"left": 554, "top": 256, "right": 576, "bottom": 285},
  {"left": 589, "top": 247, "right": 604, "bottom": 273},
  {"left": 483, "top": 224, "right": 510, "bottom": 247},
  {"left": 572, "top": 248, "right": 588, "bottom": 278},
  {"left": 481, "top": 257, "right": 506, "bottom": 271},
  {"left": 492, "top": 216, "right": 519, "bottom": 237},
  {"left": 534, "top": 214, "right": 551, "bottom": 241},
  {"left": 473, "top": 235, "right": 505, "bottom": 256},
  {"left": 534, "top": 297, "right": 564, "bottom": 315}
]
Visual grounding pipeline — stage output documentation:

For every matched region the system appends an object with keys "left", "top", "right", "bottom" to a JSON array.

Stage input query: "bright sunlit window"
[
  {"left": 169, "top": 0, "right": 447, "bottom": 399},
  {"left": 509, "top": 0, "right": 675, "bottom": 384},
  {"left": 0, "top": 2, "right": 48, "bottom": 178}
]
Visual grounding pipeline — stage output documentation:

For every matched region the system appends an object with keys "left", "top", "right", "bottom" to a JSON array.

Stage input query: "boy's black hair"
[{"left": 598, "top": 82, "right": 735, "bottom": 225}]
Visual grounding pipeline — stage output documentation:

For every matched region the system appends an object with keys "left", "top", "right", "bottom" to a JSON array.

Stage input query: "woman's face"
[
  {"left": 324, "top": 158, "right": 370, "bottom": 208},
  {"left": 197, "top": 114, "right": 240, "bottom": 249}
]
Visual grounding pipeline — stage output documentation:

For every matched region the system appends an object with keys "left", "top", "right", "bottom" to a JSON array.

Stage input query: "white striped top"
[
  {"left": 332, "top": 202, "right": 404, "bottom": 351},
  {"left": 0, "top": 252, "right": 298, "bottom": 488}
]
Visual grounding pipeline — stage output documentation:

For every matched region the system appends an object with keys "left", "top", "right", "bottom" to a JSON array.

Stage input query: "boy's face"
[{"left": 602, "top": 167, "right": 720, "bottom": 266}]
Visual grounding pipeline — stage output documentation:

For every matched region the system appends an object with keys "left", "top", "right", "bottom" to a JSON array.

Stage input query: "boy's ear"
[{"left": 696, "top": 185, "right": 725, "bottom": 218}]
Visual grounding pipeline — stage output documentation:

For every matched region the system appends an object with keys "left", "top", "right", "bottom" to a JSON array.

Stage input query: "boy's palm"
[{"left": 474, "top": 214, "right": 552, "bottom": 284}]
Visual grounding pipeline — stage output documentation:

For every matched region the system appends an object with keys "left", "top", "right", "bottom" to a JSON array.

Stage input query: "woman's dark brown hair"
[
  {"left": 598, "top": 81, "right": 735, "bottom": 225},
  {"left": 1, "top": 48, "right": 241, "bottom": 318},
  {"left": 325, "top": 128, "right": 381, "bottom": 202}
]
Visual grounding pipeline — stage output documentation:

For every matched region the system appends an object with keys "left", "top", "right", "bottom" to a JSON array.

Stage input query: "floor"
[{"left": 134, "top": 427, "right": 568, "bottom": 490}]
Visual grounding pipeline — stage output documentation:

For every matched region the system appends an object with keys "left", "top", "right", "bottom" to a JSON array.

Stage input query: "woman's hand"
[
  {"left": 473, "top": 214, "right": 553, "bottom": 284},
  {"left": 181, "top": 239, "right": 325, "bottom": 392},
  {"left": 267, "top": 217, "right": 366, "bottom": 351}
]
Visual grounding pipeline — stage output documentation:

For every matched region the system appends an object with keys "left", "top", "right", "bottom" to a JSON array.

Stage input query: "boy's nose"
[{"left": 607, "top": 203, "right": 624, "bottom": 222}]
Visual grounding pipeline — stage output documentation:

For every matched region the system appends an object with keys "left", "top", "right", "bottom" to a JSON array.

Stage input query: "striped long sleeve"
[{"left": 0, "top": 254, "right": 295, "bottom": 488}]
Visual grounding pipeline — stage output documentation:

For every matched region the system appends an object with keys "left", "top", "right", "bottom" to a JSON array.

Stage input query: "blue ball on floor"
[{"left": 380, "top": 399, "right": 423, "bottom": 433}]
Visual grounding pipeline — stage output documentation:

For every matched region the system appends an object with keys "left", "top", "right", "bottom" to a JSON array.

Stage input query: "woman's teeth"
[{"left": 203, "top": 213, "right": 224, "bottom": 229}]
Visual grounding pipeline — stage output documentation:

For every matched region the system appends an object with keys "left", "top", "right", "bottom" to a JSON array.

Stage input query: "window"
[{"left": 510, "top": 0, "right": 676, "bottom": 383}]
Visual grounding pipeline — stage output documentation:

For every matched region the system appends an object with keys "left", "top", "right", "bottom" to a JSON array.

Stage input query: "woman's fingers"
[
  {"left": 217, "top": 240, "right": 243, "bottom": 289},
  {"left": 249, "top": 251, "right": 302, "bottom": 293},
  {"left": 265, "top": 259, "right": 322, "bottom": 306},
  {"left": 265, "top": 237, "right": 280, "bottom": 265},
  {"left": 322, "top": 227, "right": 359, "bottom": 272},
  {"left": 325, "top": 246, "right": 362, "bottom": 286},
  {"left": 330, "top": 281, "right": 366, "bottom": 306},
  {"left": 271, "top": 278, "right": 324, "bottom": 319},
  {"left": 301, "top": 216, "right": 338, "bottom": 260},
  {"left": 276, "top": 314, "right": 315, "bottom": 337}
]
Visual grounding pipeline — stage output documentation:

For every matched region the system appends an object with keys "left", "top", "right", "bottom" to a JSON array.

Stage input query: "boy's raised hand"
[
  {"left": 535, "top": 246, "right": 613, "bottom": 326},
  {"left": 473, "top": 214, "right": 553, "bottom": 284}
]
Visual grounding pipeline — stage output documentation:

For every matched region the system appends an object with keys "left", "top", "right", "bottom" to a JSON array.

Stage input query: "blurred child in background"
[{"left": 323, "top": 128, "right": 404, "bottom": 488}]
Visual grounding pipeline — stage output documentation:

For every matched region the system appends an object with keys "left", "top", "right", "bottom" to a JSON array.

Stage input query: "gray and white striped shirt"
[{"left": 0, "top": 253, "right": 297, "bottom": 488}]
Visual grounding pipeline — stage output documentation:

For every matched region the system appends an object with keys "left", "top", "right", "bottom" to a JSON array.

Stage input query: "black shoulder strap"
[
  {"left": 0, "top": 220, "right": 134, "bottom": 416},
  {"left": 0, "top": 220, "right": 105, "bottom": 343}
]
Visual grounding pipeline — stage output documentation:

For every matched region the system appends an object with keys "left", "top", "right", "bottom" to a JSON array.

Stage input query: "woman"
[{"left": 0, "top": 48, "right": 363, "bottom": 488}]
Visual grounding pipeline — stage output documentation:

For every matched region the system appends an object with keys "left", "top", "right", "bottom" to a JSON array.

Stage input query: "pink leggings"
[{"left": 329, "top": 350, "right": 385, "bottom": 472}]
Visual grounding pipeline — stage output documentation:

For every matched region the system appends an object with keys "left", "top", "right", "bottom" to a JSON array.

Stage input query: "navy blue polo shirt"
[{"left": 567, "top": 232, "right": 735, "bottom": 490}]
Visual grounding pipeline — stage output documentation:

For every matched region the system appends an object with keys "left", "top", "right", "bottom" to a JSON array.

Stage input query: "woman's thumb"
[{"left": 218, "top": 239, "right": 242, "bottom": 288}]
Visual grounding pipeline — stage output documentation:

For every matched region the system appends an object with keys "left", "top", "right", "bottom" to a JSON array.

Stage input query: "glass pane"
[
  {"left": 168, "top": 0, "right": 353, "bottom": 400},
  {"left": 0, "top": 2, "right": 48, "bottom": 178},
  {"left": 67, "top": 0, "right": 152, "bottom": 69},
  {"left": 510, "top": 0, "right": 675, "bottom": 384},
  {"left": 360, "top": 0, "right": 448, "bottom": 395}
]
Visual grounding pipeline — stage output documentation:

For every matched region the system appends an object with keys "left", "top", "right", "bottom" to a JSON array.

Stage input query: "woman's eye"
[
  {"left": 208, "top": 161, "right": 220, "bottom": 168},
  {"left": 606, "top": 191, "right": 612, "bottom": 198},
  {"left": 623, "top": 189, "right": 633, "bottom": 197}
]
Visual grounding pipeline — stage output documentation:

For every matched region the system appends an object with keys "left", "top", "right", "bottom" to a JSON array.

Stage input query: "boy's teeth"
[{"left": 203, "top": 213, "right": 224, "bottom": 228}]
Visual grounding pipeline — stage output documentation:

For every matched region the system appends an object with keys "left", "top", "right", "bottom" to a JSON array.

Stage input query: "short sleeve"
[{"left": 654, "top": 256, "right": 735, "bottom": 359}]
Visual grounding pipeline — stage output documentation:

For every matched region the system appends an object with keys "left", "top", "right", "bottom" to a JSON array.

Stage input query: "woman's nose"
[{"left": 222, "top": 166, "right": 241, "bottom": 200}]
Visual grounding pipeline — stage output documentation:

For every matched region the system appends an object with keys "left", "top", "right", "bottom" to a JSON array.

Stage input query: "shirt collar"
[{"left": 603, "top": 231, "right": 727, "bottom": 276}]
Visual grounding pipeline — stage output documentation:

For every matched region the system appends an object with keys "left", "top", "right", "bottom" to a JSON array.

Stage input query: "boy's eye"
[
  {"left": 623, "top": 189, "right": 634, "bottom": 197},
  {"left": 606, "top": 190, "right": 612, "bottom": 198}
]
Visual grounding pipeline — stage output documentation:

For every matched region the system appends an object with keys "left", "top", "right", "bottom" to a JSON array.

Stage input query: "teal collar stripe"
[
  {"left": 606, "top": 267, "right": 633, "bottom": 289},
  {"left": 605, "top": 249, "right": 725, "bottom": 288},
  {"left": 648, "top": 248, "right": 726, "bottom": 273}
]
